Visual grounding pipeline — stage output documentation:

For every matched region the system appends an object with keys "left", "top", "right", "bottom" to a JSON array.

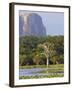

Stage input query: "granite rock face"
[{"left": 19, "top": 13, "right": 46, "bottom": 37}]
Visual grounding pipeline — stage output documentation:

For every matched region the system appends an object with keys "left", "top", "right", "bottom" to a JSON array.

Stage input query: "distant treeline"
[{"left": 19, "top": 35, "right": 64, "bottom": 66}]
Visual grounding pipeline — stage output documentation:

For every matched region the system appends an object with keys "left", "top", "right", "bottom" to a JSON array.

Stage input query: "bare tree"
[{"left": 38, "top": 42, "right": 54, "bottom": 67}]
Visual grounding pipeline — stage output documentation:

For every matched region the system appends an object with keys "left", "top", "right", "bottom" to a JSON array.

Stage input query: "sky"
[{"left": 20, "top": 10, "right": 64, "bottom": 36}]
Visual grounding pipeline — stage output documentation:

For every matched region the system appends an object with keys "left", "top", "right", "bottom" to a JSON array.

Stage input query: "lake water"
[{"left": 19, "top": 68, "right": 64, "bottom": 77}]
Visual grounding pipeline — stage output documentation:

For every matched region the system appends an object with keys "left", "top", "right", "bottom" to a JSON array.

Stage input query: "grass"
[
  {"left": 19, "top": 74, "right": 64, "bottom": 79},
  {"left": 19, "top": 64, "right": 64, "bottom": 69}
]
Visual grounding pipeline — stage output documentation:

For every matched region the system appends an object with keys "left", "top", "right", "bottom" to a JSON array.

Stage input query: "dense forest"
[{"left": 19, "top": 35, "right": 64, "bottom": 66}]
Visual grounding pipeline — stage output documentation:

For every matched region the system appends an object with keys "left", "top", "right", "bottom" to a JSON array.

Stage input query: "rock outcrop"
[{"left": 19, "top": 13, "right": 46, "bottom": 36}]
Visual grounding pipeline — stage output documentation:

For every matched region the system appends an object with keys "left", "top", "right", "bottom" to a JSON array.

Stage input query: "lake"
[{"left": 19, "top": 67, "right": 64, "bottom": 79}]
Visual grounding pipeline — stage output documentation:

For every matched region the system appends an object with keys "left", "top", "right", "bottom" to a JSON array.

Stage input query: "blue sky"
[{"left": 20, "top": 10, "right": 64, "bottom": 36}]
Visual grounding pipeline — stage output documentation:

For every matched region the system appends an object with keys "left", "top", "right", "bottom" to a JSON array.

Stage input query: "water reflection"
[{"left": 19, "top": 68, "right": 64, "bottom": 77}]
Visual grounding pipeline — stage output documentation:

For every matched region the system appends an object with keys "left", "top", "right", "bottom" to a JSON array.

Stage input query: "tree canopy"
[{"left": 19, "top": 35, "right": 64, "bottom": 66}]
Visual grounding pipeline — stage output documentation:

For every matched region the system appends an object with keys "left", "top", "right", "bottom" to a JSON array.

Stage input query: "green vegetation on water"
[
  {"left": 19, "top": 64, "right": 64, "bottom": 79},
  {"left": 20, "top": 74, "right": 64, "bottom": 79},
  {"left": 19, "top": 73, "right": 64, "bottom": 79}
]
